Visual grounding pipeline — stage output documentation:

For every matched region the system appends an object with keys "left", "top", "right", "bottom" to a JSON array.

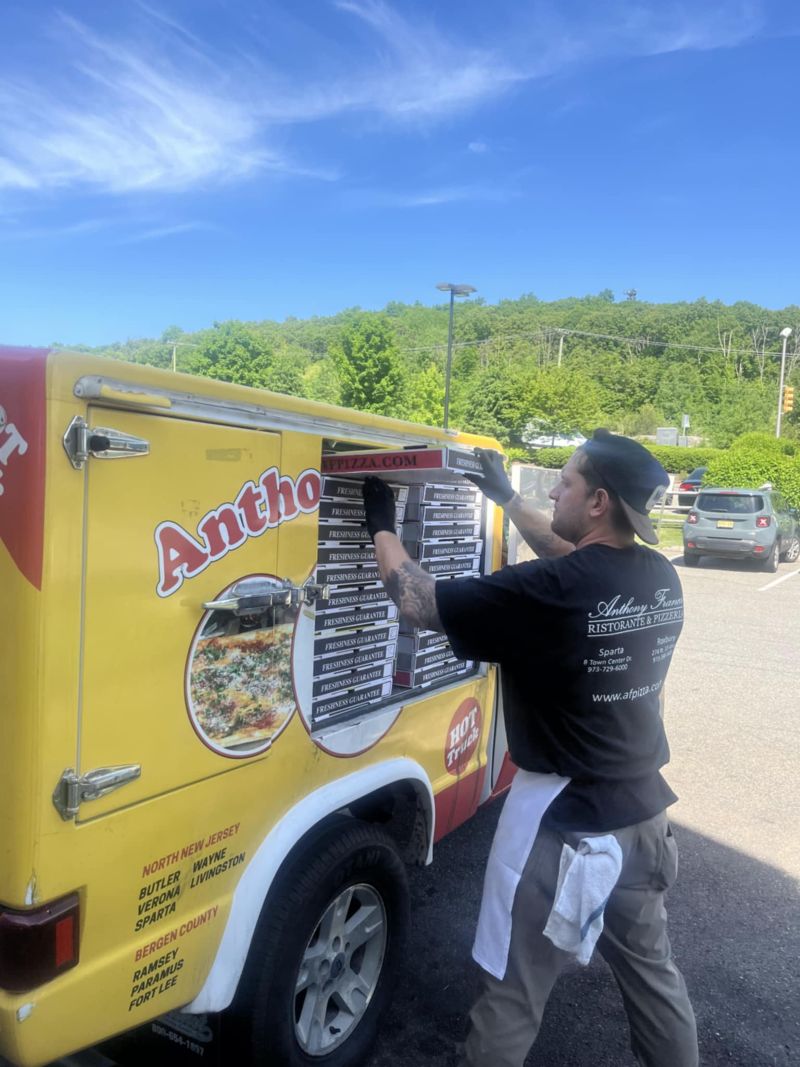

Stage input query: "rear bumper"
[{"left": 684, "top": 534, "right": 775, "bottom": 558}]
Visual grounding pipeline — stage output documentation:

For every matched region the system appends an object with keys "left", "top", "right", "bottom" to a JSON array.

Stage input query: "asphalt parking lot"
[{"left": 5, "top": 551, "right": 799, "bottom": 1067}]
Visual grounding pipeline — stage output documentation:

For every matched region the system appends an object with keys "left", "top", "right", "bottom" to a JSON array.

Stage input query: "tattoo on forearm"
[
  {"left": 384, "top": 561, "right": 443, "bottom": 631},
  {"left": 523, "top": 530, "right": 562, "bottom": 556}
]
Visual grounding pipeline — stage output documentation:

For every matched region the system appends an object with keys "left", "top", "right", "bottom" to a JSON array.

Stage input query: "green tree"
[
  {"left": 521, "top": 368, "right": 606, "bottom": 442},
  {"left": 331, "top": 313, "right": 408, "bottom": 416},
  {"left": 405, "top": 364, "right": 444, "bottom": 427},
  {"left": 194, "top": 321, "right": 274, "bottom": 388},
  {"left": 303, "top": 359, "right": 341, "bottom": 406},
  {"left": 705, "top": 381, "right": 775, "bottom": 447},
  {"left": 461, "top": 361, "right": 529, "bottom": 444},
  {"left": 263, "top": 346, "right": 306, "bottom": 397}
]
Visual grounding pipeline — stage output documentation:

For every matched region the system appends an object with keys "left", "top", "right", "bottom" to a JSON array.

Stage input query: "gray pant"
[{"left": 461, "top": 812, "right": 699, "bottom": 1067}]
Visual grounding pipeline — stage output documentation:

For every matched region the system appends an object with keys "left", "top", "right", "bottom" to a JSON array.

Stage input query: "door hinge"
[
  {"left": 53, "top": 764, "right": 142, "bottom": 821},
  {"left": 63, "top": 415, "right": 149, "bottom": 470}
]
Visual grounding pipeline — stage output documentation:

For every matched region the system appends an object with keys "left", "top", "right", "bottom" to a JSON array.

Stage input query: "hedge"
[
  {"left": 529, "top": 434, "right": 800, "bottom": 508},
  {"left": 530, "top": 444, "right": 720, "bottom": 475},
  {"left": 706, "top": 434, "right": 800, "bottom": 509}
]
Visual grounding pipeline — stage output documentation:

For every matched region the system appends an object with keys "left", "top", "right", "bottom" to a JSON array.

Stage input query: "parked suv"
[{"left": 683, "top": 486, "right": 800, "bottom": 571}]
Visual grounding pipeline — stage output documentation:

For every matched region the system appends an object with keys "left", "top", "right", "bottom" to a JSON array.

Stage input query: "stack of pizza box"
[
  {"left": 312, "top": 476, "right": 407, "bottom": 725},
  {"left": 393, "top": 482, "right": 482, "bottom": 688}
]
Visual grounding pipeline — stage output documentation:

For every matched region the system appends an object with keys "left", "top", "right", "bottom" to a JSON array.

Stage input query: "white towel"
[
  {"left": 472, "top": 770, "right": 570, "bottom": 980},
  {"left": 543, "top": 834, "right": 623, "bottom": 965}
]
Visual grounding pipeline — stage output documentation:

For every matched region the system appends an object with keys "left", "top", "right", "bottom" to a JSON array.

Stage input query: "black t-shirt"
[{"left": 435, "top": 544, "right": 684, "bottom": 832}]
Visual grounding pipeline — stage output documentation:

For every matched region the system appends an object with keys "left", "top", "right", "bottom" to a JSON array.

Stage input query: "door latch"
[
  {"left": 203, "top": 577, "right": 329, "bottom": 616},
  {"left": 63, "top": 415, "right": 149, "bottom": 470}
]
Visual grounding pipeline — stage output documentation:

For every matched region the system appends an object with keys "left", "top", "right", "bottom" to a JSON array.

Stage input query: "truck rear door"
[{"left": 76, "top": 408, "right": 291, "bottom": 819}]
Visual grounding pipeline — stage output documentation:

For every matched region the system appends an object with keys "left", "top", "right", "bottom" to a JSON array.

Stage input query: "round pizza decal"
[{"left": 185, "top": 575, "right": 298, "bottom": 757}]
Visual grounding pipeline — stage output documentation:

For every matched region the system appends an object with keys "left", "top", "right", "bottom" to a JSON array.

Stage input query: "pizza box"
[
  {"left": 402, "top": 502, "right": 482, "bottom": 524},
  {"left": 407, "top": 538, "right": 483, "bottom": 561},
  {"left": 314, "top": 622, "right": 399, "bottom": 658},
  {"left": 419, "top": 556, "right": 482, "bottom": 577},
  {"left": 320, "top": 446, "right": 483, "bottom": 483},
  {"left": 314, "top": 641, "right": 398, "bottom": 677},
  {"left": 395, "top": 643, "right": 461, "bottom": 672},
  {"left": 393, "top": 659, "right": 475, "bottom": 689},
  {"left": 316, "top": 544, "right": 377, "bottom": 567},
  {"left": 409, "top": 483, "right": 482, "bottom": 506},
  {"left": 312, "top": 679, "right": 393, "bottom": 724},
  {"left": 322, "top": 476, "right": 409, "bottom": 503},
  {"left": 315, "top": 602, "right": 399, "bottom": 632},
  {"left": 317, "top": 526, "right": 375, "bottom": 544},
  {"left": 396, "top": 628, "right": 452, "bottom": 653},
  {"left": 402, "top": 519, "right": 481, "bottom": 543},
  {"left": 313, "top": 660, "right": 394, "bottom": 699},
  {"left": 315, "top": 561, "right": 382, "bottom": 587},
  {"left": 315, "top": 584, "right": 393, "bottom": 614},
  {"left": 319, "top": 499, "right": 407, "bottom": 524}
]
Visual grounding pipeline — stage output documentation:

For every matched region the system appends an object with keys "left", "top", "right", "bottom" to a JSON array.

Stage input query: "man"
[{"left": 361, "top": 429, "right": 698, "bottom": 1067}]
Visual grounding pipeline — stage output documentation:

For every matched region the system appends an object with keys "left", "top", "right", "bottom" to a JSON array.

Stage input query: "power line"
[{"left": 397, "top": 326, "right": 793, "bottom": 361}]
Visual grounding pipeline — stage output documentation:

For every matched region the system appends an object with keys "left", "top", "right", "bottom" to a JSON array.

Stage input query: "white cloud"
[
  {"left": 120, "top": 221, "right": 220, "bottom": 244},
  {"left": 0, "top": 1, "right": 768, "bottom": 199},
  {"left": 468, "top": 142, "right": 488, "bottom": 154},
  {"left": 361, "top": 184, "right": 517, "bottom": 208},
  {"left": 0, "top": 14, "right": 297, "bottom": 195}
]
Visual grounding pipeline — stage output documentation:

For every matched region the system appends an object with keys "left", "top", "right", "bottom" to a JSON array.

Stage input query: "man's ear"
[{"left": 590, "top": 487, "right": 612, "bottom": 518}]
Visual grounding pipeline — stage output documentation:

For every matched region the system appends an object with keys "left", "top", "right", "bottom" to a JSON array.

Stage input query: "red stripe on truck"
[{"left": 0, "top": 346, "right": 49, "bottom": 589}]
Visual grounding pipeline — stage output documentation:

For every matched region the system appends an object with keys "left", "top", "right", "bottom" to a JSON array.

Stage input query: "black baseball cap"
[{"left": 581, "top": 429, "right": 669, "bottom": 545}]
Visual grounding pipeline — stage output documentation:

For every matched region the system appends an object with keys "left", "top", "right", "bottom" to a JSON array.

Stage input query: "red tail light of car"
[
  {"left": 756, "top": 516, "right": 771, "bottom": 528},
  {"left": 0, "top": 893, "right": 80, "bottom": 992},
  {"left": 686, "top": 512, "right": 698, "bottom": 524}
]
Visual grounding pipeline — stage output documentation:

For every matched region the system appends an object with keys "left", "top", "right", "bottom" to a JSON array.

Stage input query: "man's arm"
[
  {"left": 372, "top": 531, "right": 445, "bottom": 632},
  {"left": 465, "top": 449, "right": 573, "bottom": 559},
  {"left": 361, "top": 476, "right": 445, "bottom": 631},
  {"left": 504, "top": 493, "right": 574, "bottom": 559}
]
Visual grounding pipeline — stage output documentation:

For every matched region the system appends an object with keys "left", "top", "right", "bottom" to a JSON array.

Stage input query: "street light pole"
[
  {"left": 436, "top": 282, "right": 476, "bottom": 429},
  {"left": 776, "top": 327, "right": 792, "bottom": 438}
]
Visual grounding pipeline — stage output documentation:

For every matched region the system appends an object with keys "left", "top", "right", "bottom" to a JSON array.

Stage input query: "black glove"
[
  {"left": 362, "top": 476, "right": 396, "bottom": 540},
  {"left": 464, "top": 448, "right": 514, "bottom": 505}
]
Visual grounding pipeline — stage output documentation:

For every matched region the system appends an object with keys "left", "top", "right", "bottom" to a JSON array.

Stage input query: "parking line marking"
[{"left": 759, "top": 570, "right": 800, "bottom": 592}]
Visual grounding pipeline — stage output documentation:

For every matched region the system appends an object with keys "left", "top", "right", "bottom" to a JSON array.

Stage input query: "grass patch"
[{"left": 652, "top": 514, "right": 685, "bottom": 550}]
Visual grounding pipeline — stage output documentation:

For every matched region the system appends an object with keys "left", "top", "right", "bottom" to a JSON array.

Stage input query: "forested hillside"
[{"left": 58, "top": 293, "right": 800, "bottom": 453}]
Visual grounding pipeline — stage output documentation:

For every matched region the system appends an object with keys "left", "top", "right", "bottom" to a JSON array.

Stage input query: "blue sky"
[{"left": 1, "top": 0, "right": 799, "bottom": 347}]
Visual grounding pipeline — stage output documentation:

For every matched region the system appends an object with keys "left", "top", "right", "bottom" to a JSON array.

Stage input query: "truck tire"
[
  {"left": 232, "top": 820, "right": 409, "bottom": 1067},
  {"left": 683, "top": 551, "right": 700, "bottom": 567}
]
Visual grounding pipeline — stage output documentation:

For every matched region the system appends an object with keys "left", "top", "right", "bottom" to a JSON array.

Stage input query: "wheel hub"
[{"left": 294, "top": 882, "right": 388, "bottom": 1057}]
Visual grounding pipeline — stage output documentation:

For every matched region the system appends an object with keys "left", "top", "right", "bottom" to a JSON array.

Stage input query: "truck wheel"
[
  {"left": 683, "top": 551, "right": 700, "bottom": 567},
  {"left": 233, "top": 820, "right": 409, "bottom": 1067}
]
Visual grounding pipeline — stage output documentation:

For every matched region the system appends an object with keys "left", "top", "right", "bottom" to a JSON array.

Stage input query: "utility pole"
[
  {"left": 776, "top": 327, "right": 792, "bottom": 437},
  {"left": 168, "top": 341, "right": 199, "bottom": 372},
  {"left": 435, "top": 282, "right": 476, "bottom": 429}
]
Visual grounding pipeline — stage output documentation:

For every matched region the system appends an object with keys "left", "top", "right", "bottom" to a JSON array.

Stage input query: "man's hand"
[
  {"left": 362, "top": 476, "right": 396, "bottom": 541},
  {"left": 465, "top": 448, "right": 514, "bottom": 505}
]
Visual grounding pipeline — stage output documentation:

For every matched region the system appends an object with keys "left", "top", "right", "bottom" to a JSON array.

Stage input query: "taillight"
[
  {"left": 756, "top": 516, "right": 770, "bottom": 528},
  {"left": 679, "top": 482, "right": 690, "bottom": 491},
  {"left": 0, "top": 893, "right": 79, "bottom": 992},
  {"left": 686, "top": 512, "right": 698, "bottom": 524}
]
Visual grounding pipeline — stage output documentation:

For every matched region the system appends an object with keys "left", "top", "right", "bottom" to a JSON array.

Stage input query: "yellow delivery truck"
[{"left": 0, "top": 345, "right": 514, "bottom": 1067}]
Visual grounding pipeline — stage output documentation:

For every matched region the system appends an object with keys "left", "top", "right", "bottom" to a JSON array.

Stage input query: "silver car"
[{"left": 683, "top": 487, "right": 800, "bottom": 571}]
